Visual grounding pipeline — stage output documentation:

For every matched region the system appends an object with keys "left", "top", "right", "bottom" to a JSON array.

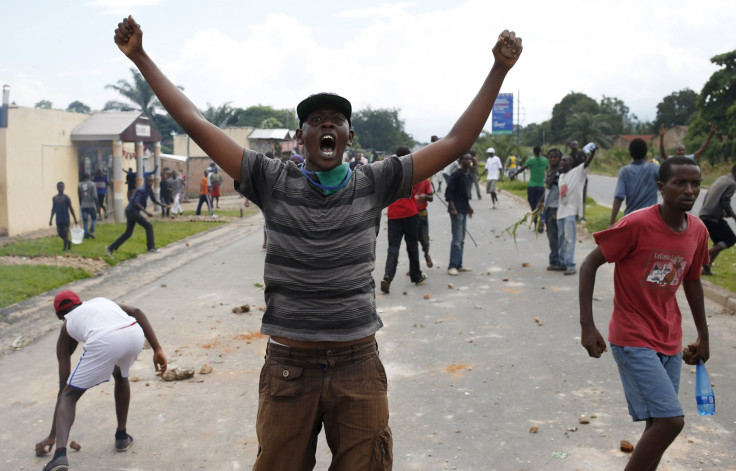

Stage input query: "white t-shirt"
[
  {"left": 485, "top": 156, "right": 503, "bottom": 180},
  {"left": 64, "top": 297, "right": 135, "bottom": 344},
  {"left": 557, "top": 165, "right": 589, "bottom": 220}
]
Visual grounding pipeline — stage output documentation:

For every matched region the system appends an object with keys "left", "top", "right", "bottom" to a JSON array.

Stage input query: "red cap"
[{"left": 54, "top": 290, "right": 81, "bottom": 314}]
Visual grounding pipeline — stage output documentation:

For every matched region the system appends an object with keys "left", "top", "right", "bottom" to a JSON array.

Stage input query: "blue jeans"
[
  {"left": 449, "top": 212, "right": 468, "bottom": 269},
  {"left": 81, "top": 207, "right": 97, "bottom": 237},
  {"left": 544, "top": 207, "right": 560, "bottom": 267},
  {"left": 557, "top": 215, "right": 577, "bottom": 269}
]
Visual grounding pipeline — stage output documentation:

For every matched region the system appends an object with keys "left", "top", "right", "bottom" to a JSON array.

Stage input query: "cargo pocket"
[
  {"left": 369, "top": 427, "right": 393, "bottom": 470},
  {"left": 268, "top": 363, "right": 304, "bottom": 397}
]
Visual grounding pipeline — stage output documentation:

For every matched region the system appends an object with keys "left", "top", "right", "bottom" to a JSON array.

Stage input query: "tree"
[
  {"left": 561, "top": 112, "right": 613, "bottom": 148},
  {"left": 66, "top": 101, "right": 90, "bottom": 114},
  {"left": 235, "top": 105, "right": 297, "bottom": 130},
  {"left": 105, "top": 68, "right": 162, "bottom": 119},
  {"left": 260, "top": 117, "right": 283, "bottom": 129},
  {"left": 201, "top": 102, "right": 238, "bottom": 128},
  {"left": 549, "top": 92, "right": 599, "bottom": 142},
  {"left": 35, "top": 99, "right": 53, "bottom": 109},
  {"left": 695, "top": 50, "right": 736, "bottom": 138},
  {"left": 351, "top": 107, "right": 416, "bottom": 152},
  {"left": 102, "top": 100, "right": 136, "bottom": 112},
  {"left": 598, "top": 96, "right": 630, "bottom": 134},
  {"left": 655, "top": 89, "right": 698, "bottom": 128},
  {"left": 151, "top": 113, "right": 182, "bottom": 154},
  {"left": 519, "top": 122, "right": 552, "bottom": 147},
  {"left": 474, "top": 132, "right": 517, "bottom": 161}
]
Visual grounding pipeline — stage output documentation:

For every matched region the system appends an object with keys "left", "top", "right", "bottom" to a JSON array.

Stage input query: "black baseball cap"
[{"left": 297, "top": 93, "right": 352, "bottom": 127}]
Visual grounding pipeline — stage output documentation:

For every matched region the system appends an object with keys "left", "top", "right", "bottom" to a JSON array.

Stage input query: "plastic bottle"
[{"left": 695, "top": 360, "right": 715, "bottom": 416}]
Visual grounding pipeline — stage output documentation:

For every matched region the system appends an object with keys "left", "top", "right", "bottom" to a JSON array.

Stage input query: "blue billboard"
[{"left": 492, "top": 93, "right": 513, "bottom": 135}]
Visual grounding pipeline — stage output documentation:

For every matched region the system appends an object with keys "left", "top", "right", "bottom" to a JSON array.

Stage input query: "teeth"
[{"left": 321, "top": 135, "right": 335, "bottom": 144}]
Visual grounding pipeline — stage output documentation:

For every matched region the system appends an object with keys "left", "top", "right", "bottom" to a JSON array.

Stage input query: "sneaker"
[
  {"left": 415, "top": 273, "right": 428, "bottom": 286},
  {"left": 547, "top": 265, "right": 565, "bottom": 271},
  {"left": 448, "top": 268, "right": 459, "bottom": 276},
  {"left": 458, "top": 267, "right": 472, "bottom": 272},
  {"left": 147, "top": 248, "right": 160, "bottom": 254},
  {"left": 88, "top": 233, "right": 95, "bottom": 239},
  {"left": 115, "top": 433, "right": 134, "bottom": 452},
  {"left": 380, "top": 277, "right": 390, "bottom": 294},
  {"left": 702, "top": 264, "right": 713, "bottom": 276},
  {"left": 424, "top": 253, "right": 433, "bottom": 268},
  {"left": 105, "top": 246, "right": 114, "bottom": 258},
  {"left": 43, "top": 455, "right": 69, "bottom": 471},
  {"left": 564, "top": 268, "right": 577, "bottom": 275}
]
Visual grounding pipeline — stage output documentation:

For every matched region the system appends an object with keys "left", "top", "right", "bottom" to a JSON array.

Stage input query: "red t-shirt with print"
[{"left": 594, "top": 205, "right": 710, "bottom": 355}]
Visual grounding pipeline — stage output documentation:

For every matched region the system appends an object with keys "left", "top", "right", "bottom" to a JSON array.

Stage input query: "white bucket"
[{"left": 70, "top": 225, "right": 84, "bottom": 244}]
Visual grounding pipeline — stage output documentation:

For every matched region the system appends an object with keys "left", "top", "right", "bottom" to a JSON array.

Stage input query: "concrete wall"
[
  {"left": 0, "top": 106, "right": 88, "bottom": 236},
  {"left": 173, "top": 127, "right": 253, "bottom": 197}
]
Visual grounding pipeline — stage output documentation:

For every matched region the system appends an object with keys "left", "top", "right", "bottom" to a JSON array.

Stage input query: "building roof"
[
  {"left": 161, "top": 153, "right": 188, "bottom": 162},
  {"left": 248, "top": 128, "right": 294, "bottom": 140},
  {"left": 71, "top": 111, "right": 161, "bottom": 143}
]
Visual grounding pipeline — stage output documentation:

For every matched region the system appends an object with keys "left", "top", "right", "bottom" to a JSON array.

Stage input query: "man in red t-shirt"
[
  {"left": 578, "top": 156, "right": 711, "bottom": 471},
  {"left": 380, "top": 147, "right": 428, "bottom": 294},
  {"left": 414, "top": 178, "right": 434, "bottom": 268}
]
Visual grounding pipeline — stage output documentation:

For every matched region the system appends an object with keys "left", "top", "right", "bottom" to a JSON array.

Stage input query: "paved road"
[{"left": 1, "top": 192, "right": 734, "bottom": 470}]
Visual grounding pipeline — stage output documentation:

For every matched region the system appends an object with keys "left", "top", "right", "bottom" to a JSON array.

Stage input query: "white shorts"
[{"left": 68, "top": 323, "right": 145, "bottom": 390}]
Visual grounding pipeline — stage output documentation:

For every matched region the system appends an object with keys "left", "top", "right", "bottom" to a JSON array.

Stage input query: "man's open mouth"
[{"left": 320, "top": 133, "right": 336, "bottom": 157}]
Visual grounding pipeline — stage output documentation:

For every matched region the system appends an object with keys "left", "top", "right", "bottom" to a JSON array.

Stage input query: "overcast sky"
[{"left": 2, "top": 0, "right": 734, "bottom": 141}]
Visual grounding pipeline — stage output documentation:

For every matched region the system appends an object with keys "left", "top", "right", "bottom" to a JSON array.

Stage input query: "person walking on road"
[
  {"left": 380, "top": 147, "right": 429, "bottom": 294},
  {"left": 49, "top": 182, "right": 78, "bottom": 252},
  {"left": 511, "top": 145, "right": 548, "bottom": 232},
  {"left": 195, "top": 170, "right": 212, "bottom": 217},
  {"left": 608, "top": 138, "right": 661, "bottom": 227},
  {"left": 481, "top": 147, "right": 502, "bottom": 208},
  {"left": 167, "top": 170, "right": 184, "bottom": 216},
  {"left": 579, "top": 156, "right": 710, "bottom": 471},
  {"left": 557, "top": 145, "right": 596, "bottom": 275},
  {"left": 36, "top": 290, "right": 167, "bottom": 471},
  {"left": 446, "top": 154, "right": 474, "bottom": 276},
  {"left": 699, "top": 164, "right": 736, "bottom": 275},
  {"left": 106, "top": 175, "right": 169, "bottom": 257},
  {"left": 535, "top": 148, "right": 563, "bottom": 270},
  {"left": 414, "top": 173, "right": 434, "bottom": 269},
  {"left": 78, "top": 173, "right": 99, "bottom": 239},
  {"left": 93, "top": 169, "right": 109, "bottom": 220},
  {"left": 114, "top": 15, "right": 521, "bottom": 469}
]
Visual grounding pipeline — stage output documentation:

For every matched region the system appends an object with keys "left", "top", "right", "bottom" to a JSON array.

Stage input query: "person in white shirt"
[
  {"left": 481, "top": 147, "right": 503, "bottom": 208},
  {"left": 556, "top": 147, "right": 596, "bottom": 274},
  {"left": 36, "top": 290, "right": 167, "bottom": 471}
]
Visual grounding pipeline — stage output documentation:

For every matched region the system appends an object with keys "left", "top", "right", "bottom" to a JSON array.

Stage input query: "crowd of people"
[{"left": 33, "top": 13, "right": 735, "bottom": 471}]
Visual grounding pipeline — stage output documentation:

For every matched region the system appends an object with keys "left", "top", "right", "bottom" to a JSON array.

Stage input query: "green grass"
[
  {"left": 0, "top": 265, "right": 92, "bottom": 308},
  {"left": 707, "top": 246, "right": 736, "bottom": 292},
  {"left": 0, "top": 220, "right": 228, "bottom": 265}
]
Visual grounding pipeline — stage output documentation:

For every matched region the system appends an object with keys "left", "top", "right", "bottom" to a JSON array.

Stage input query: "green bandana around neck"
[{"left": 315, "top": 163, "right": 351, "bottom": 195}]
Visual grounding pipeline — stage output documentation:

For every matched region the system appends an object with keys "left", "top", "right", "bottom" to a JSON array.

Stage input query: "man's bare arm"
[
  {"left": 119, "top": 304, "right": 167, "bottom": 373},
  {"left": 609, "top": 198, "right": 623, "bottom": 228},
  {"left": 114, "top": 16, "right": 243, "bottom": 179},
  {"left": 693, "top": 124, "right": 717, "bottom": 160},
  {"left": 682, "top": 278, "right": 710, "bottom": 364},
  {"left": 579, "top": 247, "right": 608, "bottom": 358},
  {"left": 412, "top": 31, "right": 522, "bottom": 184},
  {"left": 659, "top": 124, "right": 668, "bottom": 161}
]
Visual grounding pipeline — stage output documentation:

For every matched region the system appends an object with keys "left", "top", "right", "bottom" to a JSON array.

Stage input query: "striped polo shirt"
[{"left": 237, "top": 149, "right": 413, "bottom": 341}]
